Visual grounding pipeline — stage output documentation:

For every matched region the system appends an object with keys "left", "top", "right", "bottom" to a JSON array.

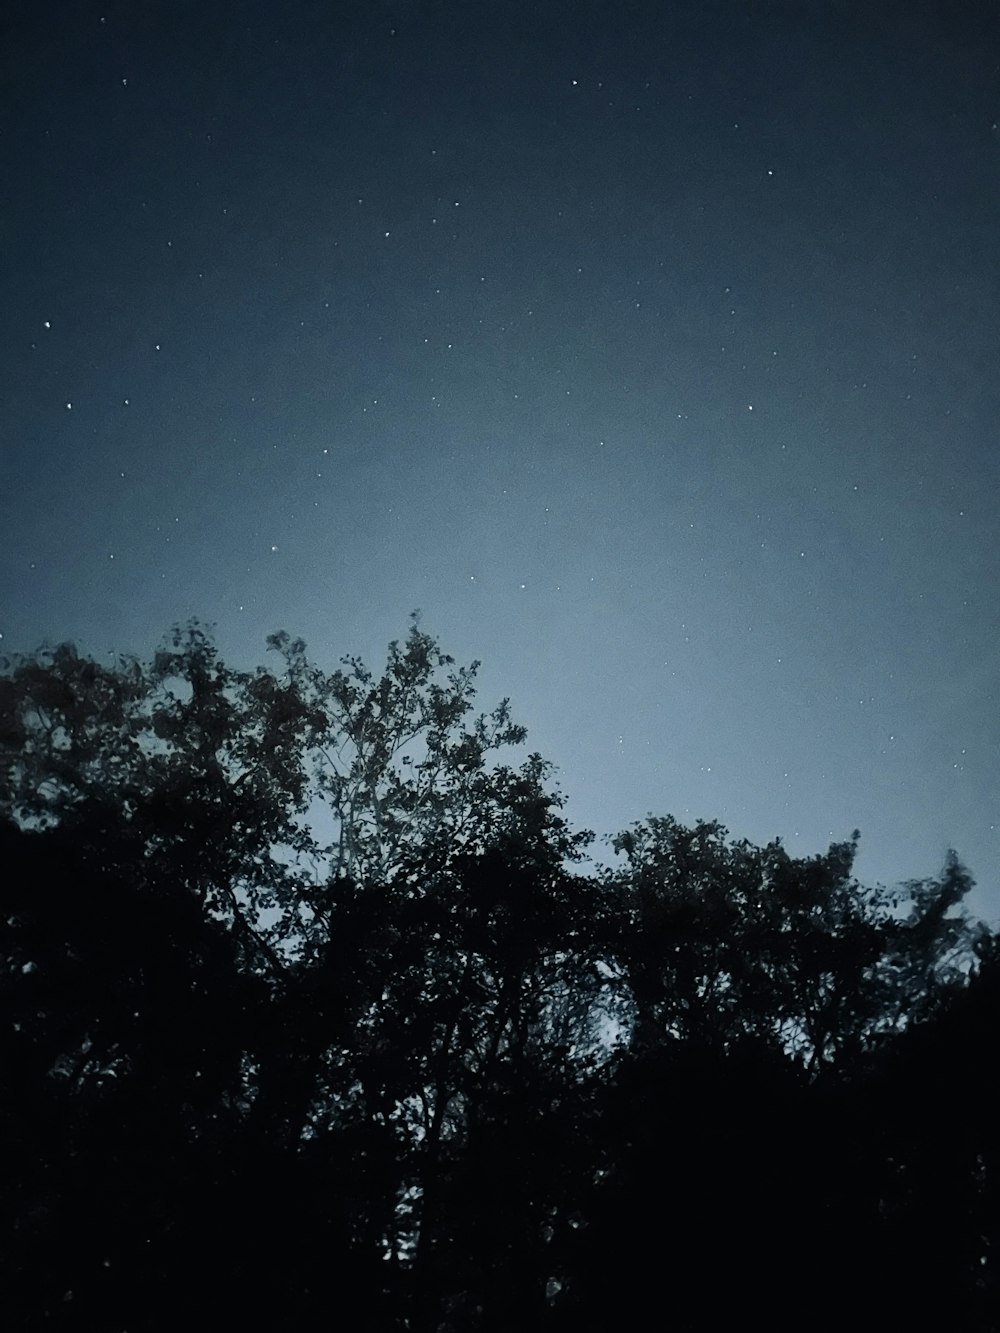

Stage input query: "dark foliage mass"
[{"left": 1, "top": 616, "right": 997, "bottom": 1330}]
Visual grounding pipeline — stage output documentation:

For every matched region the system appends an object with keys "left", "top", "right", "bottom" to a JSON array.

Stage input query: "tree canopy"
[{"left": 1, "top": 616, "right": 996, "bottom": 1330}]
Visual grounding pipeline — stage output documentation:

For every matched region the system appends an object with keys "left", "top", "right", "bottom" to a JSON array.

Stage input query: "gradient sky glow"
[{"left": 2, "top": 0, "right": 998, "bottom": 917}]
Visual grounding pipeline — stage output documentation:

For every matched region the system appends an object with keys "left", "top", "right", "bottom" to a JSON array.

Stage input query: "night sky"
[{"left": 3, "top": 1, "right": 999, "bottom": 918}]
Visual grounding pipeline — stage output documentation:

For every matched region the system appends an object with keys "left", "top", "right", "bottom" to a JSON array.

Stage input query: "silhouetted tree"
[
  {"left": 1, "top": 619, "right": 995, "bottom": 1331},
  {"left": 551, "top": 816, "right": 992, "bottom": 1331}
]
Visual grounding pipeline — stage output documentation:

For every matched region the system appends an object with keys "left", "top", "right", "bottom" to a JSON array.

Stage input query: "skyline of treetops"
[{"left": 2, "top": 614, "right": 997, "bottom": 1329}]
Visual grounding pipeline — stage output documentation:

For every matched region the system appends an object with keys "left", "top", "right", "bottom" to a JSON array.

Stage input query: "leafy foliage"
[{"left": 1, "top": 618, "right": 996, "bottom": 1330}]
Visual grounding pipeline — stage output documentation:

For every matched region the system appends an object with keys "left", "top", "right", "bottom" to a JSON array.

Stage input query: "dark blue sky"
[{"left": 3, "top": 0, "right": 998, "bottom": 917}]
